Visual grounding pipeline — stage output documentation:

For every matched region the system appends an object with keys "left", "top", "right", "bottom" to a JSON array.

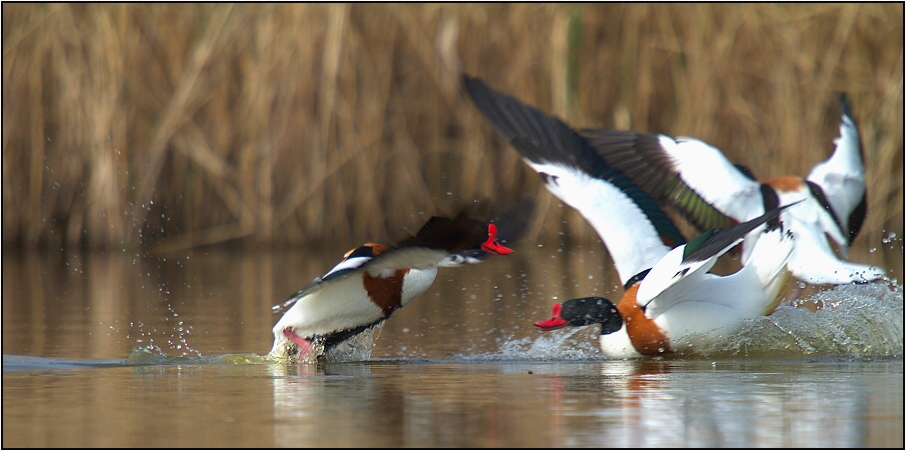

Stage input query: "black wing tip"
[
  {"left": 847, "top": 194, "right": 867, "bottom": 245},
  {"left": 396, "top": 210, "right": 494, "bottom": 254},
  {"left": 679, "top": 200, "right": 801, "bottom": 264},
  {"left": 835, "top": 90, "right": 866, "bottom": 165},
  {"left": 464, "top": 75, "right": 688, "bottom": 250},
  {"left": 838, "top": 92, "right": 852, "bottom": 118},
  {"left": 462, "top": 73, "right": 481, "bottom": 87},
  {"left": 462, "top": 74, "right": 498, "bottom": 109},
  {"left": 755, "top": 199, "right": 803, "bottom": 230},
  {"left": 462, "top": 74, "right": 482, "bottom": 95}
]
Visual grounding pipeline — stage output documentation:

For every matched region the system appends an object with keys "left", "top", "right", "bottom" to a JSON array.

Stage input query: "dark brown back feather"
[
  {"left": 395, "top": 211, "right": 490, "bottom": 254},
  {"left": 582, "top": 129, "right": 736, "bottom": 232}
]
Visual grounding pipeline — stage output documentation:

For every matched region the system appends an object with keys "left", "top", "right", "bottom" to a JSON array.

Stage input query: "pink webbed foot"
[{"left": 283, "top": 328, "right": 314, "bottom": 358}]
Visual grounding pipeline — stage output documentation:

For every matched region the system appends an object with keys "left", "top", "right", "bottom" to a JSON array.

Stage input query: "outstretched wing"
[
  {"left": 806, "top": 93, "right": 867, "bottom": 244},
  {"left": 636, "top": 202, "right": 797, "bottom": 308},
  {"left": 584, "top": 129, "right": 765, "bottom": 227},
  {"left": 582, "top": 130, "right": 737, "bottom": 231},
  {"left": 464, "top": 75, "right": 684, "bottom": 286}
]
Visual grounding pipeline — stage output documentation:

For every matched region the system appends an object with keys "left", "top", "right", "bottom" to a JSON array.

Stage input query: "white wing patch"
[
  {"left": 643, "top": 229, "right": 794, "bottom": 327},
  {"left": 806, "top": 108, "right": 865, "bottom": 235},
  {"left": 528, "top": 160, "right": 671, "bottom": 286},
  {"left": 784, "top": 218, "right": 885, "bottom": 284},
  {"left": 636, "top": 244, "right": 720, "bottom": 309},
  {"left": 321, "top": 256, "right": 372, "bottom": 280},
  {"left": 661, "top": 136, "right": 763, "bottom": 221},
  {"left": 781, "top": 189, "right": 848, "bottom": 251}
]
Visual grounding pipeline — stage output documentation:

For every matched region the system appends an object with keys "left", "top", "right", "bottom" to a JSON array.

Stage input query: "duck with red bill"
[{"left": 270, "top": 212, "right": 512, "bottom": 363}]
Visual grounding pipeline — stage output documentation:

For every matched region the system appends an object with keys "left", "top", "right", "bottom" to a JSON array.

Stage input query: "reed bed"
[{"left": 2, "top": 4, "right": 902, "bottom": 251}]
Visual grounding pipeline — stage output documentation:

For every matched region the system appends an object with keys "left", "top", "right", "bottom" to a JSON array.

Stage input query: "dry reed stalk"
[
  {"left": 1, "top": 4, "right": 902, "bottom": 252},
  {"left": 132, "top": 5, "right": 238, "bottom": 234}
]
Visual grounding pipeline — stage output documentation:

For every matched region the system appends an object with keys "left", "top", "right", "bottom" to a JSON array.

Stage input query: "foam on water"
[
  {"left": 462, "top": 327, "right": 605, "bottom": 361},
  {"left": 696, "top": 282, "right": 904, "bottom": 358},
  {"left": 460, "top": 282, "right": 904, "bottom": 361},
  {"left": 322, "top": 323, "right": 384, "bottom": 362}
]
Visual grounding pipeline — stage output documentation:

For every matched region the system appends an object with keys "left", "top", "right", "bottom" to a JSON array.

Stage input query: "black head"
[
  {"left": 396, "top": 212, "right": 512, "bottom": 256},
  {"left": 534, "top": 297, "right": 623, "bottom": 335}
]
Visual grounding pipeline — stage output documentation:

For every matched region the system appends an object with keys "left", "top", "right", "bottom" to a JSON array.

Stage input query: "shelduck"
[
  {"left": 465, "top": 76, "right": 882, "bottom": 285},
  {"left": 534, "top": 209, "right": 795, "bottom": 358},
  {"left": 269, "top": 212, "right": 512, "bottom": 362},
  {"left": 463, "top": 75, "right": 799, "bottom": 357},
  {"left": 583, "top": 95, "right": 879, "bottom": 284}
]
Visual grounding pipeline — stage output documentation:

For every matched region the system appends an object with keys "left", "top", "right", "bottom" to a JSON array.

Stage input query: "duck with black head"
[{"left": 269, "top": 212, "right": 512, "bottom": 363}]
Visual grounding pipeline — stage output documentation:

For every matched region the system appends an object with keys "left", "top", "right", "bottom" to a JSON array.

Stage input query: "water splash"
[
  {"left": 462, "top": 327, "right": 603, "bottom": 361},
  {"left": 128, "top": 313, "right": 201, "bottom": 358},
  {"left": 461, "top": 282, "right": 903, "bottom": 361},
  {"left": 691, "top": 282, "right": 904, "bottom": 358},
  {"left": 126, "top": 283, "right": 901, "bottom": 365},
  {"left": 266, "top": 323, "right": 386, "bottom": 364},
  {"left": 323, "top": 323, "right": 385, "bottom": 362},
  {"left": 126, "top": 346, "right": 272, "bottom": 365}
]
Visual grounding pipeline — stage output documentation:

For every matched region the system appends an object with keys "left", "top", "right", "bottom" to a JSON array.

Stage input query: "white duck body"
[
  {"left": 619, "top": 228, "right": 793, "bottom": 357},
  {"left": 270, "top": 266, "right": 438, "bottom": 351},
  {"left": 584, "top": 219, "right": 795, "bottom": 359},
  {"left": 268, "top": 214, "right": 514, "bottom": 362},
  {"left": 593, "top": 218, "right": 795, "bottom": 359}
]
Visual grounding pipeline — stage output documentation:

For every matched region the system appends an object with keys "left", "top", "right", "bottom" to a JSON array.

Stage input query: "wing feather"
[
  {"left": 464, "top": 76, "right": 684, "bottom": 284},
  {"left": 583, "top": 130, "right": 736, "bottom": 232},
  {"left": 637, "top": 203, "right": 795, "bottom": 307},
  {"left": 806, "top": 93, "right": 867, "bottom": 244}
]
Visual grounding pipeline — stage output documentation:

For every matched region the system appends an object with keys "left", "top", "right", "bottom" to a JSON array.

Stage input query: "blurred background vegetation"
[{"left": 2, "top": 4, "right": 903, "bottom": 252}]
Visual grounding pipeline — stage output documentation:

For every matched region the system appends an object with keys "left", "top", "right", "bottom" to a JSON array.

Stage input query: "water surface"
[{"left": 3, "top": 243, "right": 904, "bottom": 447}]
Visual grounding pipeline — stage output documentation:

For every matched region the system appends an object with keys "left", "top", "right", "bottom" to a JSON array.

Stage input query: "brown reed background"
[{"left": 2, "top": 4, "right": 903, "bottom": 252}]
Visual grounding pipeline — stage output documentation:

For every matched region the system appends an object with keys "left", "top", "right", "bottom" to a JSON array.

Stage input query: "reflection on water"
[
  {"left": 5, "top": 355, "right": 899, "bottom": 447},
  {"left": 578, "top": 359, "right": 897, "bottom": 448},
  {"left": 2, "top": 243, "right": 904, "bottom": 447},
  {"left": 267, "top": 359, "right": 904, "bottom": 448}
]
